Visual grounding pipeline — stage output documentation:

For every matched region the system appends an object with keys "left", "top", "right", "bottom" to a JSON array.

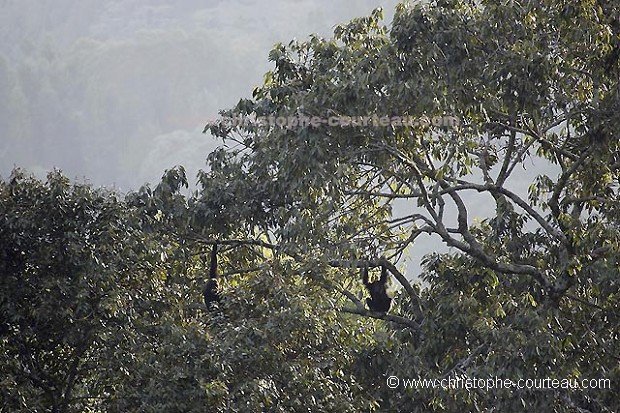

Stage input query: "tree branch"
[{"left": 340, "top": 307, "right": 420, "bottom": 328}]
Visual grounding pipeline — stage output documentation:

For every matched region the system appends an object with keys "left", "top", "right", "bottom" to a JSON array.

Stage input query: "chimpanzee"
[{"left": 362, "top": 264, "right": 391, "bottom": 313}]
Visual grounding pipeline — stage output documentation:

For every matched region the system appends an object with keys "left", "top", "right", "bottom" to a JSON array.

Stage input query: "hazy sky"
[
  {"left": 0, "top": 0, "right": 557, "bottom": 278},
  {"left": 0, "top": 0, "right": 401, "bottom": 190}
]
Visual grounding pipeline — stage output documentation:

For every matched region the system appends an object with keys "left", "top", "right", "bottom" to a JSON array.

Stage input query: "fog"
[
  {"left": 0, "top": 0, "right": 401, "bottom": 189},
  {"left": 1, "top": 0, "right": 558, "bottom": 277}
]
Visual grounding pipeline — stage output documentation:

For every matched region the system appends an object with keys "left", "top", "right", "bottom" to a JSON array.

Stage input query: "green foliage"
[
  {"left": 201, "top": 0, "right": 620, "bottom": 410},
  {"left": 197, "top": 268, "right": 377, "bottom": 412},
  {"left": 0, "top": 169, "right": 167, "bottom": 412},
  {"left": 3, "top": 0, "right": 620, "bottom": 411}
]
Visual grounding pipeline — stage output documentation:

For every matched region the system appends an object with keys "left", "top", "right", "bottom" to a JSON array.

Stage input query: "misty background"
[
  {"left": 0, "top": 0, "right": 403, "bottom": 190},
  {"left": 1, "top": 0, "right": 553, "bottom": 276}
]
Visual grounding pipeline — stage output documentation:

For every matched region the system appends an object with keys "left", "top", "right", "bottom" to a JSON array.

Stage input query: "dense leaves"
[
  {"left": 201, "top": 0, "right": 620, "bottom": 410},
  {"left": 0, "top": 169, "right": 167, "bottom": 412},
  {"left": 2, "top": 0, "right": 620, "bottom": 411}
]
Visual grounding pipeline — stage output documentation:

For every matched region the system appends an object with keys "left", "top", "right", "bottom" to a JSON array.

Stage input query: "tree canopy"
[{"left": 2, "top": 0, "right": 619, "bottom": 411}]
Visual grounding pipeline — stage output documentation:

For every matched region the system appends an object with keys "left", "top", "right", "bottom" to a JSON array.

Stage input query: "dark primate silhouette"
[
  {"left": 203, "top": 244, "right": 221, "bottom": 309},
  {"left": 362, "top": 264, "right": 391, "bottom": 313}
]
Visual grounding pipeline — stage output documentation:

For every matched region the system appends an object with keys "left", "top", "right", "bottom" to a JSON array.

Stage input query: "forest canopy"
[{"left": 2, "top": 0, "right": 619, "bottom": 411}]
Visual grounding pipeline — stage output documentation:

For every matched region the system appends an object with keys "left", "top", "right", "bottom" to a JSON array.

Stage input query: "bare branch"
[
  {"left": 549, "top": 146, "right": 595, "bottom": 223},
  {"left": 187, "top": 234, "right": 279, "bottom": 251},
  {"left": 496, "top": 128, "right": 516, "bottom": 186},
  {"left": 343, "top": 189, "right": 422, "bottom": 199},
  {"left": 448, "top": 182, "right": 568, "bottom": 244},
  {"left": 380, "top": 258, "right": 418, "bottom": 302},
  {"left": 340, "top": 307, "right": 420, "bottom": 328}
]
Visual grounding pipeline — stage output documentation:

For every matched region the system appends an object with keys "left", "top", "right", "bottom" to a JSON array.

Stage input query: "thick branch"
[
  {"left": 496, "top": 127, "right": 516, "bottom": 186},
  {"left": 378, "top": 142, "right": 552, "bottom": 288}
]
